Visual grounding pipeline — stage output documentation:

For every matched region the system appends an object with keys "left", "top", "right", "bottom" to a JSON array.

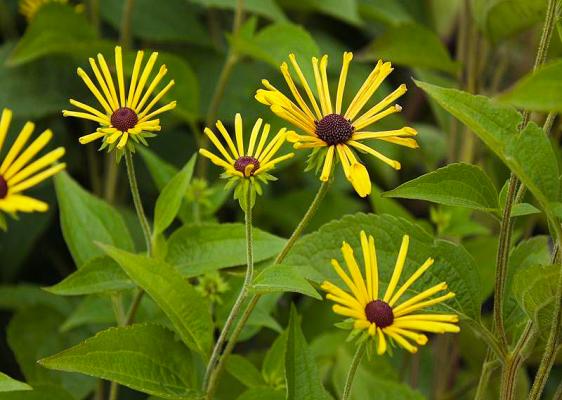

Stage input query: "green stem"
[
  {"left": 197, "top": 0, "right": 244, "bottom": 177},
  {"left": 204, "top": 180, "right": 330, "bottom": 399},
  {"left": 203, "top": 184, "right": 254, "bottom": 394},
  {"left": 554, "top": 375, "right": 562, "bottom": 400},
  {"left": 88, "top": 0, "right": 100, "bottom": 33},
  {"left": 499, "top": 322, "right": 535, "bottom": 400},
  {"left": 341, "top": 342, "right": 366, "bottom": 400},
  {"left": 104, "top": 154, "right": 119, "bottom": 204},
  {"left": 119, "top": 0, "right": 136, "bottom": 49},
  {"left": 474, "top": 358, "right": 500, "bottom": 400},
  {"left": 124, "top": 150, "right": 152, "bottom": 255},
  {"left": 108, "top": 383, "right": 119, "bottom": 400}
]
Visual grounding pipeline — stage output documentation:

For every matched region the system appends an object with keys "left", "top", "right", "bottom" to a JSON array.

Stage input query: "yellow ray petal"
[
  {"left": 341, "top": 242, "right": 370, "bottom": 305},
  {"left": 331, "top": 259, "right": 365, "bottom": 306},
  {"left": 116, "top": 131, "right": 129, "bottom": 149},
  {"left": 376, "top": 328, "right": 387, "bottom": 354},
  {"left": 352, "top": 127, "right": 418, "bottom": 141},
  {"left": 77, "top": 68, "right": 113, "bottom": 114},
  {"left": 88, "top": 57, "right": 118, "bottom": 111},
  {"left": 127, "top": 51, "right": 144, "bottom": 107},
  {"left": 353, "top": 84, "right": 407, "bottom": 128},
  {"left": 9, "top": 163, "right": 65, "bottom": 194},
  {"left": 347, "top": 140, "right": 401, "bottom": 170},
  {"left": 132, "top": 52, "right": 159, "bottom": 109},
  {"left": 4, "top": 129, "right": 53, "bottom": 180},
  {"left": 0, "top": 122, "right": 34, "bottom": 174},
  {"left": 3, "top": 194, "right": 48, "bottom": 212},
  {"left": 336, "top": 52, "right": 353, "bottom": 115},
  {"left": 392, "top": 319, "right": 460, "bottom": 334},
  {"left": 352, "top": 105, "right": 402, "bottom": 131},
  {"left": 234, "top": 113, "right": 244, "bottom": 156},
  {"left": 320, "top": 145, "right": 335, "bottom": 182},
  {"left": 368, "top": 323, "right": 376, "bottom": 336},
  {"left": 393, "top": 282, "right": 449, "bottom": 314},
  {"left": 9, "top": 147, "right": 65, "bottom": 186},
  {"left": 62, "top": 110, "right": 109, "bottom": 125},
  {"left": 389, "top": 258, "right": 434, "bottom": 307},
  {"left": 346, "top": 61, "right": 393, "bottom": 121},
  {"left": 395, "top": 292, "right": 456, "bottom": 317},
  {"left": 203, "top": 127, "right": 235, "bottom": 164},
  {"left": 96, "top": 53, "right": 120, "bottom": 110},
  {"left": 387, "top": 326, "right": 428, "bottom": 345},
  {"left": 348, "top": 159, "right": 371, "bottom": 197},
  {"left": 333, "top": 304, "right": 364, "bottom": 320},
  {"left": 312, "top": 57, "right": 328, "bottom": 116},
  {"left": 247, "top": 118, "right": 262, "bottom": 157},
  {"left": 321, "top": 281, "right": 363, "bottom": 309},
  {"left": 369, "top": 235, "right": 379, "bottom": 299},
  {"left": 139, "top": 101, "right": 176, "bottom": 122},
  {"left": 280, "top": 62, "right": 316, "bottom": 121},
  {"left": 383, "top": 235, "right": 409, "bottom": 302},
  {"left": 69, "top": 99, "right": 107, "bottom": 119},
  {"left": 255, "top": 153, "right": 294, "bottom": 174},
  {"left": 136, "top": 65, "right": 168, "bottom": 112},
  {"left": 288, "top": 54, "right": 322, "bottom": 119},
  {"left": 360, "top": 231, "right": 373, "bottom": 300},
  {"left": 115, "top": 46, "right": 126, "bottom": 107},
  {"left": 326, "top": 293, "right": 364, "bottom": 313},
  {"left": 199, "top": 148, "right": 233, "bottom": 170},
  {"left": 253, "top": 123, "right": 270, "bottom": 160},
  {"left": 384, "top": 328, "right": 418, "bottom": 353},
  {"left": 215, "top": 120, "right": 240, "bottom": 159},
  {"left": 0, "top": 108, "right": 13, "bottom": 153},
  {"left": 138, "top": 80, "right": 175, "bottom": 119},
  {"left": 259, "top": 129, "right": 288, "bottom": 165},
  {"left": 396, "top": 314, "right": 459, "bottom": 323}
]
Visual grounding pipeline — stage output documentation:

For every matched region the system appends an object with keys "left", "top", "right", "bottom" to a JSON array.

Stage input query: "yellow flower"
[
  {"left": 199, "top": 113, "right": 294, "bottom": 180},
  {"left": 0, "top": 108, "right": 65, "bottom": 216},
  {"left": 19, "top": 0, "right": 67, "bottom": 20},
  {"left": 63, "top": 46, "right": 176, "bottom": 152},
  {"left": 255, "top": 52, "right": 418, "bottom": 197},
  {"left": 322, "top": 231, "right": 459, "bottom": 355}
]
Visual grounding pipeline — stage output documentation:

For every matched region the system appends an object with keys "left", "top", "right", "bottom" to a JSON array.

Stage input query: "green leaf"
[
  {"left": 473, "top": 0, "right": 546, "bottom": 42},
  {"left": 358, "top": 0, "right": 413, "bottom": 26},
  {"left": 7, "top": 306, "right": 96, "bottom": 399},
  {"left": 512, "top": 264, "right": 561, "bottom": 338},
  {"left": 285, "top": 306, "right": 330, "bottom": 400},
  {"left": 415, "top": 81, "right": 559, "bottom": 211},
  {"left": 285, "top": 213, "right": 482, "bottom": 321},
  {"left": 189, "top": 0, "right": 287, "bottom": 21},
  {"left": 0, "top": 385, "right": 74, "bottom": 400},
  {"left": 0, "top": 284, "right": 71, "bottom": 314},
  {"left": 154, "top": 154, "right": 197, "bottom": 235},
  {"left": 167, "top": 223, "right": 286, "bottom": 277},
  {"left": 384, "top": 163, "right": 499, "bottom": 212},
  {"left": 500, "top": 60, "right": 562, "bottom": 113},
  {"left": 39, "top": 324, "right": 202, "bottom": 399},
  {"left": 225, "top": 355, "right": 266, "bottom": 388},
  {"left": 7, "top": 3, "right": 108, "bottom": 66},
  {"left": 292, "top": 0, "right": 363, "bottom": 26},
  {"left": 262, "top": 330, "right": 287, "bottom": 388},
  {"left": 55, "top": 172, "right": 134, "bottom": 267},
  {"left": 362, "top": 23, "right": 458, "bottom": 74},
  {"left": 44, "top": 257, "right": 133, "bottom": 296},
  {"left": 101, "top": 245, "right": 213, "bottom": 357},
  {"left": 0, "top": 373, "right": 31, "bottom": 392},
  {"left": 232, "top": 23, "right": 319, "bottom": 79},
  {"left": 61, "top": 296, "right": 114, "bottom": 332},
  {"left": 252, "top": 264, "right": 321, "bottom": 299},
  {"left": 236, "top": 387, "right": 285, "bottom": 400},
  {"left": 138, "top": 147, "right": 179, "bottom": 191}
]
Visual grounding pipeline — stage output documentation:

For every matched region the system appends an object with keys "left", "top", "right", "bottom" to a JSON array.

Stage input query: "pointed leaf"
[
  {"left": 154, "top": 154, "right": 196, "bottom": 235},
  {"left": 54, "top": 172, "right": 134, "bottom": 267},
  {"left": 0, "top": 372, "right": 31, "bottom": 392},
  {"left": 39, "top": 324, "right": 202, "bottom": 399},
  {"left": 252, "top": 264, "right": 321, "bottom": 299},
  {"left": 101, "top": 245, "right": 213, "bottom": 357},
  {"left": 384, "top": 163, "right": 499, "bottom": 212}
]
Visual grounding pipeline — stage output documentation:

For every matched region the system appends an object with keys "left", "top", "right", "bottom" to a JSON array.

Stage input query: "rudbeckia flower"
[
  {"left": 322, "top": 231, "right": 459, "bottom": 355},
  {"left": 0, "top": 108, "right": 65, "bottom": 219},
  {"left": 199, "top": 113, "right": 294, "bottom": 208},
  {"left": 19, "top": 0, "right": 66, "bottom": 20},
  {"left": 255, "top": 52, "right": 418, "bottom": 197},
  {"left": 63, "top": 46, "right": 176, "bottom": 153}
]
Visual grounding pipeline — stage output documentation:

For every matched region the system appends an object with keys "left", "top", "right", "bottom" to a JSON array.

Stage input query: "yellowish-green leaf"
[
  {"left": 0, "top": 372, "right": 31, "bottom": 392},
  {"left": 252, "top": 264, "right": 321, "bottom": 299}
]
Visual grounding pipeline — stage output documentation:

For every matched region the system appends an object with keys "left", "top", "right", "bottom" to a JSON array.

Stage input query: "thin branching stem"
[{"left": 341, "top": 342, "right": 366, "bottom": 400}]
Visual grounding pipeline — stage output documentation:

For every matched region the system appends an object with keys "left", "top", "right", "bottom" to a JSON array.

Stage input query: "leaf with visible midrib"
[
  {"left": 101, "top": 245, "right": 213, "bottom": 357},
  {"left": 0, "top": 372, "right": 31, "bottom": 392},
  {"left": 285, "top": 306, "right": 330, "bottom": 400},
  {"left": 252, "top": 264, "right": 321, "bottom": 299},
  {"left": 55, "top": 172, "right": 134, "bottom": 267},
  {"left": 166, "top": 223, "right": 286, "bottom": 277},
  {"left": 153, "top": 154, "right": 196, "bottom": 235},
  {"left": 384, "top": 163, "right": 499, "bottom": 212},
  {"left": 44, "top": 256, "right": 133, "bottom": 296},
  {"left": 39, "top": 324, "right": 202, "bottom": 399}
]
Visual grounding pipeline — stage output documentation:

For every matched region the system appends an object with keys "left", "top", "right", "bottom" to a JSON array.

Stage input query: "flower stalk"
[{"left": 342, "top": 342, "right": 366, "bottom": 400}]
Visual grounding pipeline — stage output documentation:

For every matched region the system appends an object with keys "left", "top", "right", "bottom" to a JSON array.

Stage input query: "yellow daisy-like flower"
[
  {"left": 255, "top": 52, "right": 418, "bottom": 197},
  {"left": 63, "top": 46, "right": 176, "bottom": 152},
  {"left": 322, "top": 231, "right": 459, "bottom": 355},
  {"left": 0, "top": 109, "right": 65, "bottom": 215},
  {"left": 199, "top": 113, "right": 294, "bottom": 180},
  {"left": 19, "top": 0, "right": 67, "bottom": 20}
]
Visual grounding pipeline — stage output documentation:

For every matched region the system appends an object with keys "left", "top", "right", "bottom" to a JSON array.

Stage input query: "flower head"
[
  {"left": 63, "top": 46, "right": 176, "bottom": 153},
  {"left": 0, "top": 109, "right": 65, "bottom": 222},
  {"left": 19, "top": 0, "right": 67, "bottom": 20},
  {"left": 256, "top": 53, "right": 418, "bottom": 197},
  {"left": 322, "top": 231, "right": 459, "bottom": 355},
  {"left": 199, "top": 113, "right": 294, "bottom": 208}
]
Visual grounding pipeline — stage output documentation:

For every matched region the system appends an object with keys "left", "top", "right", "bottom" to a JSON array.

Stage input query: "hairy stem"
[
  {"left": 342, "top": 342, "right": 366, "bottom": 400},
  {"left": 125, "top": 151, "right": 152, "bottom": 254},
  {"left": 499, "top": 322, "right": 535, "bottom": 400},
  {"left": 204, "top": 185, "right": 254, "bottom": 394},
  {"left": 204, "top": 180, "right": 330, "bottom": 398}
]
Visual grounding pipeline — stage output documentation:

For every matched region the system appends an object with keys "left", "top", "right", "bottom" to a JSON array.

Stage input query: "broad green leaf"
[
  {"left": 189, "top": 0, "right": 287, "bottom": 21},
  {"left": 0, "top": 373, "right": 31, "bottom": 392},
  {"left": 358, "top": 0, "right": 413, "bottom": 26},
  {"left": 511, "top": 203, "right": 541, "bottom": 217},
  {"left": 232, "top": 23, "right": 319, "bottom": 79},
  {"left": 7, "top": 306, "right": 96, "bottom": 399},
  {"left": 369, "top": 185, "right": 415, "bottom": 222},
  {"left": 99, "top": 0, "right": 210, "bottom": 46},
  {"left": 285, "top": 213, "right": 482, "bottom": 320},
  {"left": 138, "top": 147, "right": 179, "bottom": 191},
  {"left": 55, "top": 172, "right": 134, "bottom": 267},
  {"left": 7, "top": 3, "right": 108, "bottom": 66},
  {"left": 154, "top": 154, "right": 197, "bottom": 235},
  {"left": 500, "top": 60, "right": 562, "bottom": 113},
  {"left": 512, "top": 264, "right": 561, "bottom": 338},
  {"left": 167, "top": 223, "right": 286, "bottom": 276},
  {"left": 416, "top": 81, "right": 559, "bottom": 211},
  {"left": 262, "top": 330, "right": 287, "bottom": 388},
  {"left": 39, "top": 324, "right": 202, "bottom": 399},
  {"left": 0, "top": 284, "right": 71, "bottom": 314},
  {"left": 60, "top": 296, "right": 115, "bottom": 332},
  {"left": 292, "top": 0, "right": 363, "bottom": 26},
  {"left": 285, "top": 306, "right": 330, "bottom": 400},
  {"left": 101, "top": 245, "right": 213, "bottom": 357},
  {"left": 45, "top": 257, "right": 133, "bottom": 296},
  {"left": 473, "top": 0, "right": 546, "bottom": 42},
  {"left": 236, "top": 387, "right": 285, "bottom": 400},
  {"left": 362, "top": 24, "right": 458, "bottom": 74},
  {"left": 384, "top": 163, "right": 499, "bottom": 212},
  {"left": 252, "top": 264, "right": 321, "bottom": 299},
  {"left": 225, "top": 355, "right": 266, "bottom": 388},
  {"left": 0, "top": 385, "right": 74, "bottom": 400}
]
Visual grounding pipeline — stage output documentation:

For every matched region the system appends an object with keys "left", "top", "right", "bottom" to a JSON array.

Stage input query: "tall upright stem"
[
  {"left": 499, "top": 322, "right": 535, "bottom": 400},
  {"left": 125, "top": 151, "right": 152, "bottom": 255},
  {"left": 203, "top": 184, "right": 254, "bottom": 394},
  {"left": 204, "top": 180, "right": 330, "bottom": 399},
  {"left": 341, "top": 342, "right": 366, "bottom": 400},
  {"left": 119, "top": 0, "right": 136, "bottom": 49}
]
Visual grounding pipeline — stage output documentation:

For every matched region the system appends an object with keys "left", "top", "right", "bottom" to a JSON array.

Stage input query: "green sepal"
[{"left": 334, "top": 318, "right": 354, "bottom": 330}]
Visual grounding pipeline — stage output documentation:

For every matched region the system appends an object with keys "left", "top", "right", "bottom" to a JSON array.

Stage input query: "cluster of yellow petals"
[{"left": 322, "top": 231, "right": 460, "bottom": 355}]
